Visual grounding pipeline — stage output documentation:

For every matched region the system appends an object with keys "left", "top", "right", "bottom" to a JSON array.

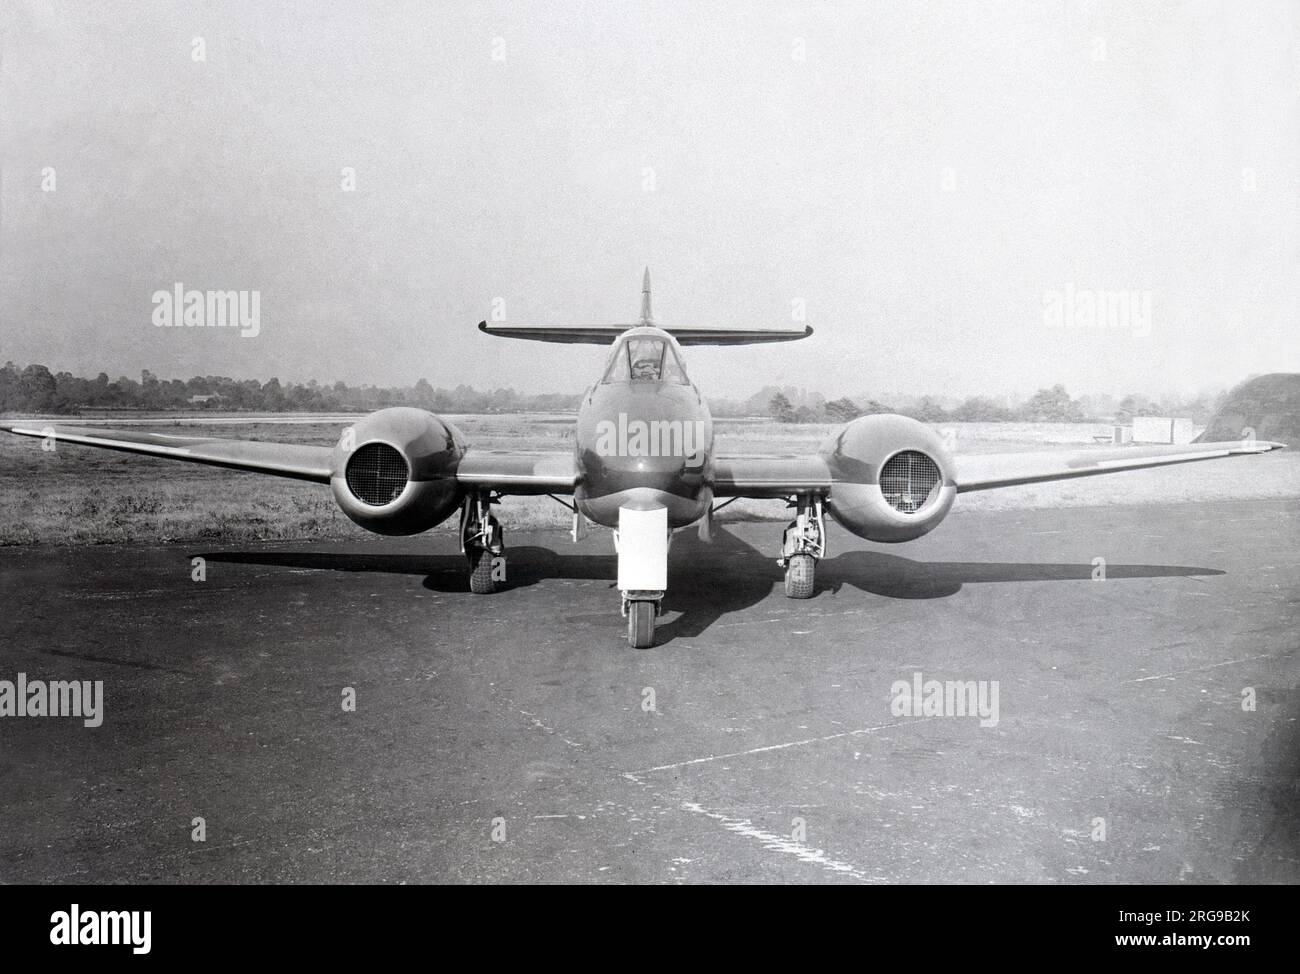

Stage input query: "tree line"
[
  {"left": 0, "top": 363, "right": 582, "bottom": 415},
  {"left": 0, "top": 362, "right": 1222, "bottom": 425},
  {"left": 760, "top": 385, "right": 1225, "bottom": 425}
]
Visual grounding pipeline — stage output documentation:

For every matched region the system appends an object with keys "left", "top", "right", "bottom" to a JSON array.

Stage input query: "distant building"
[
  {"left": 187, "top": 394, "right": 225, "bottom": 406},
  {"left": 1131, "top": 416, "right": 1197, "bottom": 444}
]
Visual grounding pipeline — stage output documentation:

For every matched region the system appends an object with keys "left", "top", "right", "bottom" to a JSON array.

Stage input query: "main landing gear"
[
  {"left": 779, "top": 494, "right": 825, "bottom": 600},
  {"left": 461, "top": 492, "right": 505, "bottom": 594}
]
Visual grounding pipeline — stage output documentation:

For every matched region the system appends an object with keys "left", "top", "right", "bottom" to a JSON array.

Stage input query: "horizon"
[{"left": 1, "top": 357, "right": 1258, "bottom": 415}]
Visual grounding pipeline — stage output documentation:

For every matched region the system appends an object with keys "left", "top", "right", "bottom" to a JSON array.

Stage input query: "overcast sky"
[{"left": 1, "top": 0, "right": 1296, "bottom": 402}]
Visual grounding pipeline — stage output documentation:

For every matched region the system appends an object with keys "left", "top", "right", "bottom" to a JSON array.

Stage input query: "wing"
[
  {"left": 455, "top": 449, "right": 579, "bottom": 495},
  {"left": 713, "top": 440, "right": 1285, "bottom": 499},
  {"left": 954, "top": 440, "right": 1285, "bottom": 493},
  {"left": 712, "top": 455, "right": 831, "bottom": 498},
  {"left": 0, "top": 420, "right": 332, "bottom": 482},
  {"left": 1, "top": 421, "right": 581, "bottom": 495}
]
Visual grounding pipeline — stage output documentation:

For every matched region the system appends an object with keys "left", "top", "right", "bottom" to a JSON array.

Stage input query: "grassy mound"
[{"left": 1197, "top": 373, "right": 1300, "bottom": 443}]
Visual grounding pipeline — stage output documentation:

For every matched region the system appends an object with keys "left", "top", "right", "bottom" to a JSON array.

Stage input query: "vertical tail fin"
[{"left": 640, "top": 267, "right": 653, "bottom": 325}]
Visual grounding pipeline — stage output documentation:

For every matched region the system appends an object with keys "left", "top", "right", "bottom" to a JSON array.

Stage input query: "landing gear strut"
[
  {"left": 779, "top": 494, "right": 825, "bottom": 600},
  {"left": 614, "top": 506, "right": 670, "bottom": 648},
  {"left": 461, "top": 492, "right": 505, "bottom": 594}
]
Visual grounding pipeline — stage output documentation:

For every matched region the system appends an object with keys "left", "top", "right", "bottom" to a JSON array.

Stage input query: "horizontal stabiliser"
[{"left": 478, "top": 322, "right": 813, "bottom": 345}]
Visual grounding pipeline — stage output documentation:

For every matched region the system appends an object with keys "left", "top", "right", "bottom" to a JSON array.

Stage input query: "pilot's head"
[{"left": 631, "top": 358, "right": 660, "bottom": 381}]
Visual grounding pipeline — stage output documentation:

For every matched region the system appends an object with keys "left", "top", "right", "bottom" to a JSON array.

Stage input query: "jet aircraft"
[{"left": 2, "top": 270, "right": 1285, "bottom": 646}]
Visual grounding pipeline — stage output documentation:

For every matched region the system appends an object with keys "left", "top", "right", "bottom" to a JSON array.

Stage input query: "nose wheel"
[
  {"left": 622, "top": 592, "right": 663, "bottom": 648},
  {"left": 627, "top": 600, "right": 655, "bottom": 648}
]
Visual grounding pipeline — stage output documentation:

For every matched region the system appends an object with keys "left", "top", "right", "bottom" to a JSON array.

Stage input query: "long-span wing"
[
  {"left": 712, "top": 440, "right": 1285, "bottom": 499},
  {"left": 455, "top": 449, "right": 579, "bottom": 495},
  {"left": 478, "top": 322, "right": 813, "bottom": 346},
  {"left": 0, "top": 420, "right": 332, "bottom": 482},
  {"left": 954, "top": 440, "right": 1286, "bottom": 492},
  {"left": 0, "top": 421, "right": 582, "bottom": 495}
]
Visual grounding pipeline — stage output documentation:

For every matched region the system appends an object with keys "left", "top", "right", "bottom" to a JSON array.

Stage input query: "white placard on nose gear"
[{"left": 616, "top": 505, "right": 668, "bottom": 590}]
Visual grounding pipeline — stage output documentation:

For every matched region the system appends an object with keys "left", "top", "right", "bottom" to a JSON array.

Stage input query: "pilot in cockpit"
[
  {"left": 631, "top": 357, "right": 662, "bottom": 381},
  {"left": 603, "top": 336, "right": 686, "bottom": 384}
]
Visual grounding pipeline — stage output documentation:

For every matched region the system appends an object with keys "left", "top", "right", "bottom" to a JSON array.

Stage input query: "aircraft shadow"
[
  {"left": 197, "top": 526, "right": 1223, "bottom": 642},
  {"left": 196, "top": 547, "right": 616, "bottom": 593},
  {"left": 1232, "top": 683, "right": 1300, "bottom": 882}
]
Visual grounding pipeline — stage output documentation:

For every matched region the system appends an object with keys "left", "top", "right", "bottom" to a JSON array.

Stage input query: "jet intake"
[
  {"left": 331, "top": 407, "right": 466, "bottom": 535},
  {"left": 346, "top": 442, "right": 409, "bottom": 506},
  {"left": 818, "top": 414, "right": 955, "bottom": 542}
]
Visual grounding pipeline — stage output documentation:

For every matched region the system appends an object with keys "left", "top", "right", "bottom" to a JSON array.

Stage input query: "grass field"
[{"left": 0, "top": 413, "right": 1294, "bottom": 545}]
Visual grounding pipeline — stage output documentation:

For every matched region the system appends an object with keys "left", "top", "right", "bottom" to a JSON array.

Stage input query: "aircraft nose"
[{"left": 582, "top": 406, "right": 709, "bottom": 486}]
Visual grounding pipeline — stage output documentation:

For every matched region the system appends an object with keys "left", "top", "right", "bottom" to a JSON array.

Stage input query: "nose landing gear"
[
  {"left": 623, "top": 592, "right": 663, "bottom": 648},
  {"left": 614, "top": 505, "right": 670, "bottom": 647}
]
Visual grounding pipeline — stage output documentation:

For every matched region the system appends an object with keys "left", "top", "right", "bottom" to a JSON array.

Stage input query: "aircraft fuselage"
[{"left": 574, "top": 326, "right": 714, "bottom": 529}]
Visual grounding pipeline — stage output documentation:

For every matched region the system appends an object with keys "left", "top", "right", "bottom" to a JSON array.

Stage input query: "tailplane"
[{"left": 477, "top": 269, "right": 814, "bottom": 346}]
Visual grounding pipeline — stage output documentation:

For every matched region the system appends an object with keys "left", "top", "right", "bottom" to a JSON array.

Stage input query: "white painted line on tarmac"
[
  {"left": 622, "top": 717, "right": 937, "bottom": 781},
  {"left": 680, "top": 801, "right": 883, "bottom": 882},
  {"left": 1122, "top": 652, "right": 1279, "bottom": 684}
]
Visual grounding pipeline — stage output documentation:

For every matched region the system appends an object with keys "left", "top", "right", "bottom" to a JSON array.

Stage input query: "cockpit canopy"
[{"left": 601, "top": 335, "right": 689, "bottom": 384}]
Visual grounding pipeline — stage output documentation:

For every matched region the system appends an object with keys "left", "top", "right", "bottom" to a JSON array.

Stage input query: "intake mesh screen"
[
  {"left": 346, "top": 443, "right": 409, "bottom": 506},
  {"left": 880, "top": 450, "right": 941, "bottom": 514}
]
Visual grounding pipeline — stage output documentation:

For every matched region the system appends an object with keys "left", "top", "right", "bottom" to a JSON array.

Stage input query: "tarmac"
[{"left": 1, "top": 499, "right": 1296, "bottom": 883}]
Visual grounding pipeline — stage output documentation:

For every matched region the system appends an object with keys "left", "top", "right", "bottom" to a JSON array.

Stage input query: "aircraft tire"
[
  {"left": 627, "top": 600, "right": 656, "bottom": 648},
  {"left": 784, "top": 553, "right": 815, "bottom": 599},
  {"left": 468, "top": 547, "right": 499, "bottom": 594}
]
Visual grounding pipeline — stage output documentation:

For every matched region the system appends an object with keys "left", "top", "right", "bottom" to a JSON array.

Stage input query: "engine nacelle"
[
  {"left": 330, "top": 407, "right": 466, "bottom": 536},
  {"left": 819, "top": 414, "right": 956, "bottom": 543}
]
